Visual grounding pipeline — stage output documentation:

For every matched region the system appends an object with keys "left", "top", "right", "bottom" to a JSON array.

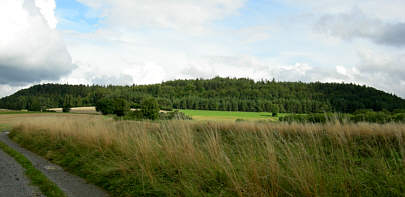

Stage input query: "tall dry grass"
[{"left": 10, "top": 116, "right": 405, "bottom": 196}]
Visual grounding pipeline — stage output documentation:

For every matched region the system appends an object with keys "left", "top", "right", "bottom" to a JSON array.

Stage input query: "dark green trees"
[
  {"left": 113, "top": 98, "right": 130, "bottom": 116},
  {"left": 27, "top": 97, "right": 41, "bottom": 111},
  {"left": 95, "top": 97, "right": 130, "bottom": 116},
  {"left": 1, "top": 78, "right": 405, "bottom": 113},
  {"left": 63, "top": 95, "right": 73, "bottom": 112},
  {"left": 272, "top": 105, "right": 279, "bottom": 117},
  {"left": 95, "top": 97, "right": 115, "bottom": 115},
  {"left": 141, "top": 98, "right": 160, "bottom": 120}
]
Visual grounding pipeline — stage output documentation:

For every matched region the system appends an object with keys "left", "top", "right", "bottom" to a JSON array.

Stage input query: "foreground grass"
[
  {"left": 0, "top": 140, "right": 65, "bottom": 197},
  {"left": 0, "top": 124, "right": 11, "bottom": 131},
  {"left": 10, "top": 116, "right": 405, "bottom": 196},
  {"left": 180, "top": 109, "right": 283, "bottom": 121}
]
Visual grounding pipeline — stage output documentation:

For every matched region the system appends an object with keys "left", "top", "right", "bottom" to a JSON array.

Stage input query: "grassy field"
[
  {"left": 44, "top": 107, "right": 286, "bottom": 121},
  {"left": 0, "top": 111, "right": 40, "bottom": 115},
  {"left": 0, "top": 113, "right": 95, "bottom": 130},
  {"left": 180, "top": 109, "right": 284, "bottom": 121},
  {"left": 7, "top": 115, "right": 405, "bottom": 197}
]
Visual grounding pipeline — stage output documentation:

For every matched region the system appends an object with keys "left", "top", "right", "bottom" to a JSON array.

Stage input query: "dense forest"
[{"left": 1, "top": 77, "right": 404, "bottom": 113}]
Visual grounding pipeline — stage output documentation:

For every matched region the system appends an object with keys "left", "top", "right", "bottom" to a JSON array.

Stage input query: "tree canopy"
[{"left": 1, "top": 77, "right": 404, "bottom": 113}]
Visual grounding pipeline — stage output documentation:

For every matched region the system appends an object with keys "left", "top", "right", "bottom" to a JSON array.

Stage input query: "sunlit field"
[
  {"left": 179, "top": 109, "right": 285, "bottom": 121},
  {"left": 8, "top": 115, "right": 405, "bottom": 196}
]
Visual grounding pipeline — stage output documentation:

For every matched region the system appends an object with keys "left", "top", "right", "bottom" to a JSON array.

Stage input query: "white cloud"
[
  {"left": 316, "top": 9, "right": 405, "bottom": 47},
  {"left": 77, "top": 0, "right": 246, "bottom": 32},
  {"left": 0, "top": 85, "right": 29, "bottom": 98},
  {"left": 283, "top": 0, "right": 405, "bottom": 22},
  {"left": 49, "top": 0, "right": 405, "bottom": 99},
  {"left": 35, "top": 0, "right": 57, "bottom": 28},
  {"left": 0, "top": 0, "right": 75, "bottom": 85}
]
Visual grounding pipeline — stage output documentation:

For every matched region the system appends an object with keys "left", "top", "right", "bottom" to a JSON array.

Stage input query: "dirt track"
[
  {"left": 0, "top": 131, "right": 109, "bottom": 197},
  {"left": 0, "top": 140, "right": 43, "bottom": 197}
]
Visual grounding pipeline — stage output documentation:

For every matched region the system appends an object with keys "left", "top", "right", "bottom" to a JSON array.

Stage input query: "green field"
[{"left": 180, "top": 109, "right": 284, "bottom": 121}]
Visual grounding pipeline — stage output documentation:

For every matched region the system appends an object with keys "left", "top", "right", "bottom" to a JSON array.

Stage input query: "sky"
[{"left": 0, "top": 0, "right": 405, "bottom": 98}]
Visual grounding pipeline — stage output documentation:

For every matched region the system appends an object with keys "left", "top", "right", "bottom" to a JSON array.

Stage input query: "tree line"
[{"left": 1, "top": 77, "right": 404, "bottom": 113}]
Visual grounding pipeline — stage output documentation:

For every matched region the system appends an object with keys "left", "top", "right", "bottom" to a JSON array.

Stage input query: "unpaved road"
[
  {"left": 0, "top": 144, "right": 43, "bottom": 197},
  {"left": 0, "top": 131, "right": 109, "bottom": 197}
]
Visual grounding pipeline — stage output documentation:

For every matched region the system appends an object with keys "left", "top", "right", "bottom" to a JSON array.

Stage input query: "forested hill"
[{"left": 1, "top": 77, "right": 404, "bottom": 113}]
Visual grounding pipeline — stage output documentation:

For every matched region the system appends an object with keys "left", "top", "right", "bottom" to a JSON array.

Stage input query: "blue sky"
[
  {"left": 0, "top": 0, "right": 405, "bottom": 98},
  {"left": 55, "top": 0, "right": 101, "bottom": 32}
]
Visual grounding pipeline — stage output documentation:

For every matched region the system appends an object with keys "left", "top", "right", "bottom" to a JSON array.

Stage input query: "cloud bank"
[
  {"left": 316, "top": 9, "right": 405, "bottom": 47},
  {"left": 0, "top": 0, "right": 75, "bottom": 85}
]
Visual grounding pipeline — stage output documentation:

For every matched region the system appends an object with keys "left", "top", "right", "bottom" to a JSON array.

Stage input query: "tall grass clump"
[{"left": 9, "top": 116, "right": 405, "bottom": 197}]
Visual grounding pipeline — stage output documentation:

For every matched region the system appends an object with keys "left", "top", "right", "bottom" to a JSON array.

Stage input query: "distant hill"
[{"left": 1, "top": 77, "right": 404, "bottom": 113}]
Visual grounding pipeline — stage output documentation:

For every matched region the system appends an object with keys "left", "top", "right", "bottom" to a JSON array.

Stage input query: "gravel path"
[
  {"left": 0, "top": 131, "right": 109, "bottom": 197},
  {"left": 0, "top": 146, "right": 44, "bottom": 197}
]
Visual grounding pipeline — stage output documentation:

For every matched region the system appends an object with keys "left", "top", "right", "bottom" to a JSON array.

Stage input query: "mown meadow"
[
  {"left": 179, "top": 109, "right": 282, "bottom": 121},
  {"left": 8, "top": 115, "right": 405, "bottom": 197}
]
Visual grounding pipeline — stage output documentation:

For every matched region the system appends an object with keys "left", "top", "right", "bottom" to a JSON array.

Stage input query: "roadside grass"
[
  {"left": 0, "top": 140, "right": 65, "bottom": 197},
  {"left": 9, "top": 116, "right": 405, "bottom": 197},
  {"left": 0, "top": 124, "right": 11, "bottom": 132},
  {"left": 179, "top": 109, "right": 287, "bottom": 121}
]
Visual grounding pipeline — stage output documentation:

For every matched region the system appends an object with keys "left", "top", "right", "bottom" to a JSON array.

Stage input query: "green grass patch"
[
  {"left": 179, "top": 109, "right": 286, "bottom": 121},
  {"left": 0, "top": 140, "right": 65, "bottom": 197},
  {"left": 0, "top": 124, "right": 11, "bottom": 131}
]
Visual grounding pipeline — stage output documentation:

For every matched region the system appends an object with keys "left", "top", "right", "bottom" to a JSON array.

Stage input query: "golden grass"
[{"left": 10, "top": 116, "right": 405, "bottom": 196}]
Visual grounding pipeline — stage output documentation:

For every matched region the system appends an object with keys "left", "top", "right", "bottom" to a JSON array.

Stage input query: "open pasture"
[{"left": 179, "top": 109, "right": 282, "bottom": 121}]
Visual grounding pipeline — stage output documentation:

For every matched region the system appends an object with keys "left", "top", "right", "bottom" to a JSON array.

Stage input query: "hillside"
[{"left": 1, "top": 77, "right": 404, "bottom": 113}]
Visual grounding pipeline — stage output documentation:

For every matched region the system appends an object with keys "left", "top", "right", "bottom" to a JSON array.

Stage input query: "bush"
[
  {"left": 141, "top": 98, "right": 160, "bottom": 120},
  {"left": 113, "top": 98, "right": 130, "bottom": 117},
  {"left": 351, "top": 111, "right": 392, "bottom": 123},
  {"left": 96, "top": 97, "right": 130, "bottom": 116},
  {"left": 159, "top": 110, "right": 192, "bottom": 120},
  {"left": 95, "top": 98, "right": 115, "bottom": 115},
  {"left": 63, "top": 95, "right": 73, "bottom": 113},
  {"left": 280, "top": 113, "right": 349, "bottom": 123},
  {"left": 392, "top": 113, "right": 405, "bottom": 122}
]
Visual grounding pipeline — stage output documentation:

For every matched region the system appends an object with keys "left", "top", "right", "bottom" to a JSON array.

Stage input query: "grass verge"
[
  {"left": 0, "top": 124, "right": 11, "bottom": 131},
  {"left": 9, "top": 116, "right": 405, "bottom": 197},
  {"left": 0, "top": 140, "right": 65, "bottom": 197}
]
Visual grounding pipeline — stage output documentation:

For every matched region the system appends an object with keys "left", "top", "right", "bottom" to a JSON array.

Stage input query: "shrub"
[
  {"left": 112, "top": 98, "right": 130, "bottom": 117},
  {"left": 95, "top": 97, "right": 115, "bottom": 115},
  {"left": 96, "top": 97, "right": 130, "bottom": 116},
  {"left": 62, "top": 107, "right": 71, "bottom": 113},
  {"left": 141, "top": 98, "right": 160, "bottom": 120},
  {"left": 159, "top": 110, "right": 192, "bottom": 120},
  {"left": 62, "top": 95, "right": 73, "bottom": 113}
]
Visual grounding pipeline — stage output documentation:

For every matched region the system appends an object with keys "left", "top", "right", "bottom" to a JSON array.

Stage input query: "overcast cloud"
[
  {"left": 317, "top": 9, "right": 405, "bottom": 47},
  {"left": 0, "top": 0, "right": 404, "bottom": 98},
  {"left": 0, "top": 0, "right": 75, "bottom": 87}
]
